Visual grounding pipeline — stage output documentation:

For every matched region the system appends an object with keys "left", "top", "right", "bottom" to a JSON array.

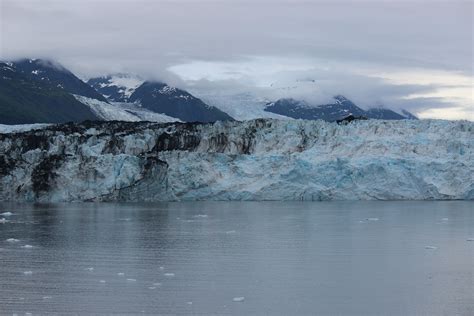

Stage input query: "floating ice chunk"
[
  {"left": 466, "top": 238, "right": 474, "bottom": 242},
  {"left": 0, "top": 212, "right": 13, "bottom": 216},
  {"left": 6, "top": 238, "right": 19, "bottom": 242},
  {"left": 164, "top": 273, "right": 175, "bottom": 277},
  {"left": 25, "top": 313, "right": 32, "bottom": 316},
  {"left": 148, "top": 286, "right": 156, "bottom": 290},
  {"left": 21, "top": 245, "right": 33, "bottom": 249},
  {"left": 99, "top": 280, "right": 106, "bottom": 283},
  {"left": 187, "top": 301, "right": 193, "bottom": 305},
  {"left": 117, "top": 272, "right": 125, "bottom": 276},
  {"left": 86, "top": 267, "right": 94, "bottom": 271},
  {"left": 127, "top": 278, "right": 136, "bottom": 282},
  {"left": 159, "top": 266, "right": 164, "bottom": 270},
  {"left": 193, "top": 215, "right": 208, "bottom": 218},
  {"left": 225, "top": 230, "right": 236, "bottom": 234},
  {"left": 366, "top": 218, "right": 379, "bottom": 221},
  {"left": 441, "top": 218, "right": 449, "bottom": 221},
  {"left": 0, "top": 218, "right": 7, "bottom": 223},
  {"left": 23, "top": 271, "right": 33, "bottom": 275},
  {"left": 232, "top": 297, "right": 245, "bottom": 302},
  {"left": 42, "top": 296, "right": 52, "bottom": 300},
  {"left": 425, "top": 246, "right": 438, "bottom": 250}
]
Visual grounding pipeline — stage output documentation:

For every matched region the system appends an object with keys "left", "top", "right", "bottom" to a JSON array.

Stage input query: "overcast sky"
[{"left": 1, "top": 0, "right": 472, "bottom": 119}]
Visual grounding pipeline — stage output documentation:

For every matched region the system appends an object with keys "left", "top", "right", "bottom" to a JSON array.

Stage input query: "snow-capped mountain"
[
  {"left": 265, "top": 95, "right": 367, "bottom": 121},
  {"left": 88, "top": 75, "right": 235, "bottom": 122},
  {"left": 0, "top": 61, "right": 99, "bottom": 124},
  {"left": 87, "top": 74, "right": 144, "bottom": 102},
  {"left": 12, "top": 59, "right": 107, "bottom": 102},
  {"left": 265, "top": 95, "right": 418, "bottom": 121},
  {"left": 1, "top": 119, "right": 472, "bottom": 201},
  {"left": 129, "top": 81, "right": 234, "bottom": 122}
]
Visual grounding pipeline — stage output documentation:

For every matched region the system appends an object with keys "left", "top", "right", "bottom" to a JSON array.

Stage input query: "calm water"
[{"left": 0, "top": 201, "right": 472, "bottom": 315}]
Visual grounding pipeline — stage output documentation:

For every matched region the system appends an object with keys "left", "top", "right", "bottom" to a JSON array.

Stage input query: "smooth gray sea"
[{"left": 0, "top": 201, "right": 473, "bottom": 315}]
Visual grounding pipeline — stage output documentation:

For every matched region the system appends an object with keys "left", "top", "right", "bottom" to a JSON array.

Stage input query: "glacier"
[
  {"left": 74, "top": 95, "right": 180, "bottom": 122},
  {"left": 0, "top": 119, "right": 472, "bottom": 202}
]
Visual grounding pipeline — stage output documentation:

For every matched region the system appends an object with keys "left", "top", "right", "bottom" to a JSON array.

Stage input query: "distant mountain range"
[
  {"left": 0, "top": 58, "right": 418, "bottom": 125},
  {"left": 265, "top": 95, "right": 417, "bottom": 122}
]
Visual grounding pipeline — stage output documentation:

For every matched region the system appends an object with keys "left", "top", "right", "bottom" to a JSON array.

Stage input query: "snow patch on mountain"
[
  {"left": 103, "top": 74, "right": 143, "bottom": 98},
  {"left": 87, "top": 74, "right": 144, "bottom": 102},
  {"left": 74, "top": 95, "right": 180, "bottom": 122}
]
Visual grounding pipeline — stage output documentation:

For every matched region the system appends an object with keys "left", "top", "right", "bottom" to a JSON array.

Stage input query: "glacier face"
[{"left": 0, "top": 119, "right": 472, "bottom": 202}]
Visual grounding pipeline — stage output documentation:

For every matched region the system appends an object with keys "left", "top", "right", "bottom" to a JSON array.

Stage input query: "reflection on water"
[{"left": 0, "top": 201, "right": 473, "bottom": 315}]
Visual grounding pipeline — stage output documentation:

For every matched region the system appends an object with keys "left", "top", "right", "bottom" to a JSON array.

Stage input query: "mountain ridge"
[
  {"left": 1, "top": 58, "right": 420, "bottom": 124},
  {"left": 265, "top": 96, "right": 418, "bottom": 121}
]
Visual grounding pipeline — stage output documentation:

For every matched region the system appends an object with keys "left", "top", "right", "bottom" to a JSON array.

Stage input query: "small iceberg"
[
  {"left": 164, "top": 273, "right": 175, "bottom": 277},
  {"left": 6, "top": 238, "right": 20, "bottom": 242},
  {"left": 425, "top": 246, "right": 438, "bottom": 250},
  {"left": 117, "top": 272, "right": 125, "bottom": 276},
  {"left": 0, "top": 212, "right": 13, "bottom": 216},
  {"left": 21, "top": 245, "right": 34, "bottom": 249},
  {"left": 233, "top": 297, "right": 245, "bottom": 302},
  {"left": 0, "top": 218, "right": 7, "bottom": 223},
  {"left": 42, "top": 296, "right": 52, "bottom": 300},
  {"left": 366, "top": 218, "right": 379, "bottom": 221},
  {"left": 159, "top": 266, "right": 164, "bottom": 270},
  {"left": 23, "top": 271, "right": 33, "bottom": 275},
  {"left": 193, "top": 214, "right": 208, "bottom": 218},
  {"left": 441, "top": 218, "right": 449, "bottom": 221},
  {"left": 126, "top": 278, "right": 137, "bottom": 282},
  {"left": 99, "top": 280, "right": 106, "bottom": 283},
  {"left": 225, "top": 230, "right": 236, "bottom": 234},
  {"left": 148, "top": 286, "right": 156, "bottom": 290},
  {"left": 86, "top": 267, "right": 94, "bottom": 271},
  {"left": 187, "top": 301, "right": 193, "bottom": 305}
]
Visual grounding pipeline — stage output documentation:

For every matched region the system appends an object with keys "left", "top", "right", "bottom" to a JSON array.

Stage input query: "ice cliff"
[{"left": 0, "top": 119, "right": 472, "bottom": 201}]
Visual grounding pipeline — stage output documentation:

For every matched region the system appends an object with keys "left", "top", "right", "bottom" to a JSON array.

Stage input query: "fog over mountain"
[{"left": 1, "top": 0, "right": 472, "bottom": 120}]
